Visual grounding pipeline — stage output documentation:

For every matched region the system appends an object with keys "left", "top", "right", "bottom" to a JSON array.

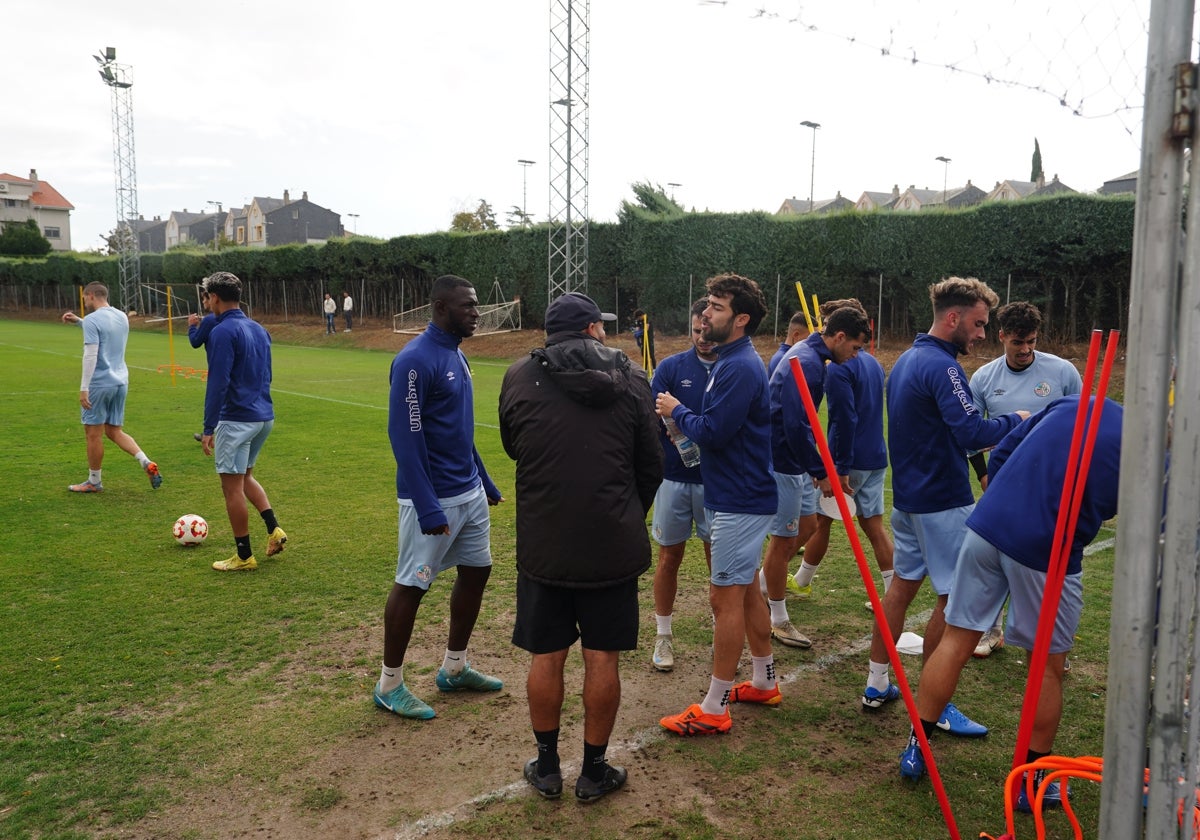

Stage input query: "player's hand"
[
  {"left": 422, "top": 524, "right": 451, "bottom": 536},
  {"left": 655, "top": 392, "right": 680, "bottom": 417},
  {"left": 979, "top": 474, "right": 989, "bottom": 492},
  {"left": 838, "top": 474, "right": 853, "bottom": 496},
  {"left": 79, "top": 390, "right": 91, "bottom": 409},
  {"left": 1016, "top": 410, "right": 1031, "bottom": 421},
  {"left": 817, "top": 476, "right": 834, "bottom": 497},
  {"left": 487, "top": 495, "right": 504, "bottom": 506},
  {"left": 62, "top": 311, "right": 80, "bottom": 324},
  {"left": 188, "top": 313, "right": 200, "bottom": 327},
  {"left": 201, "top": 434, "right": 214, "bottom": 457}
]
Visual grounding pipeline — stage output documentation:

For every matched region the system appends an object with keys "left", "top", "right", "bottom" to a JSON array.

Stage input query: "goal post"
[{"left": 393, "top": 281, "right": 522, "bottom": 335}]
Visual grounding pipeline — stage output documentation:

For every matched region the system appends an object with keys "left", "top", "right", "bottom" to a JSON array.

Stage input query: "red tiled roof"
[{"left": 32, "top": 180, "right": 74, "bottom": 210}]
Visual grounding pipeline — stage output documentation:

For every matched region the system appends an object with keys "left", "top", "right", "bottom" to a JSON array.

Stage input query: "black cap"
[{"left": 544, "top": 292, "right": 617, "bottom": 334}]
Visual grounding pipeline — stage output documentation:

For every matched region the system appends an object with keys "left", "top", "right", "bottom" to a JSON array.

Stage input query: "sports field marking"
[{"left": 385, "top": 608, "right": 936, "bottom": 840}]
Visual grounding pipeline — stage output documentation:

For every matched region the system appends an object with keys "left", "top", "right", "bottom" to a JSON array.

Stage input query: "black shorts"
[{"left": 511, "top": 574, "right": 640, "bottom": 654}]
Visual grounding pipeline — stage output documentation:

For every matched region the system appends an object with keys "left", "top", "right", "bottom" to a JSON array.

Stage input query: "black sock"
[
  {"left": 261, "top": 508, "right": 279, "bottom": 533},
  {"left": 1026, "top": 748, "right": 1050, "bottom": 765},
  {"left": 908, "top": 719, "right": 938, "bottom": 749},
  {"left": 582, "top": 741, "right": 608, "bottom": 782},
  {"left": 534, "top": 728, "right": 559, "bottom": 776},
  {"left": 235, "top": 535, "right": 253, "bottom": 560}
]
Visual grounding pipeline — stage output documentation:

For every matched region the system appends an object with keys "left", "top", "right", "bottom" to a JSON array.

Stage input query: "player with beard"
[
  {"left": 373, "top": 275, "right": 505, "bottom": 721},
  {"left": 657, "top": 273, "right": 781, "bottom": 736},
  {"left": 862, "top": 277, "right": 1028, "bottom": 748}
]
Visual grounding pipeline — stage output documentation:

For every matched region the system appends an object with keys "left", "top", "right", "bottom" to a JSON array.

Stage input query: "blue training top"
[
  {"left": 769, "top": 331, "right": 831, "bottom": 478},
  {"left": 826, "top": 351, "right": 888, "bottom": 473},
  {"left": 967, "top": 395, "right": 1121, "bottom": 574},
  {"left": 389, "top": 322, "right": 500, "bottom": 531},
  {"left": 671, "top": 334, "right": 776, "bottom": 515},
  {"left": 887, "top": 333, "right": 1022, "bottom": 513},
  {"left": 651, "top": 348, "right": 713, "bottom": 484},
  {"left": 203, "top": 308, "right": 274, "bottom": 434}
]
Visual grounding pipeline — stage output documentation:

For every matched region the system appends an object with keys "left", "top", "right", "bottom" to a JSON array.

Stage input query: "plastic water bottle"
[{"left": 663, "top": 416, "right": 701, "bottom": 468}]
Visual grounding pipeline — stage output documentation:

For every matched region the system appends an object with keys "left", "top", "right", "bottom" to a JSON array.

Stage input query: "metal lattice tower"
[
  {"left": 94, "top": 47, "right": 141, "bottom": 312},
  {"left": 548, "top": 0, "right": 590, "bottom": 300}
]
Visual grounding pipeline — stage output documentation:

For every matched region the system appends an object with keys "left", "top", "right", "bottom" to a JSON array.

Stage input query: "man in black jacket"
[{"left": 500, "top": 292, "right": 663, "bottom": 803}]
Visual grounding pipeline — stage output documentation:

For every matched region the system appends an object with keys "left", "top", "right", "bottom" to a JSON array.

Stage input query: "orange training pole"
[{"left": 788, "top": 356, "right": 962, "bottom": 840}]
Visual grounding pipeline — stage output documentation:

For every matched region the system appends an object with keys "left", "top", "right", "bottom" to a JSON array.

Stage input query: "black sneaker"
[
  {"left": 574, "top": 763, "right": 627, "bottom": 803},
  {"left": 523, "top": 758, "right": 562, "bottom": 800}
]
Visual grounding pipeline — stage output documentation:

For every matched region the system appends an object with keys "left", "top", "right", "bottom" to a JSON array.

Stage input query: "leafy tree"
[
  {"left": 104, "top": 225, "right": 136, "bottom": 256},
  {"left": 617, "top": 181, "right": 685, "bottom": 223},
  {"left": 0, "top": 219, "right": 52, "bottom": 256},
  {"left": 1031, "top": 138, "right": 1044, "bottom": 183},
  {"left": 450, "top": 199, "right": 499, "bottom": 232},
  {"left": 505, "top": 205, "right": 534, "bottom": 228}
]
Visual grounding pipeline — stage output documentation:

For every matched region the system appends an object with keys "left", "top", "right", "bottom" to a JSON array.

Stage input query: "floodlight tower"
[
  {"left": 94, "top": 47, "right": 141, "bottom": 312},
  {"left": 548, "top": 0, "right": 590, "bottom": 300}
]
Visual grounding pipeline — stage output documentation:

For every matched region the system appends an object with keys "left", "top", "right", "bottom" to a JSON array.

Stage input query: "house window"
[
  {"left": 44, "top": 227, "right": 61, "bottom": 239},
  {"left": 255, "top": 225, "right": 264, "bottom": 241},
  {"left": 3, "top": 199, "right": 15, "bottom": 208},
  {"left": 292, "top": 210, "right": 299, "bottom": 219},
  {"left": 236, "top": 226, "right": 245, "bottom": 243}
]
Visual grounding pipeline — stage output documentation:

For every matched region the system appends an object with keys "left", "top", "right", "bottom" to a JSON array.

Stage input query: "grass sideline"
[{"left": 0, "top": 318, "right": 1114, "bottom": 839}]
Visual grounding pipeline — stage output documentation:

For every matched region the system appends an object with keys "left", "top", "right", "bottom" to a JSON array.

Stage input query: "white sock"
[
  {"left": 655, "top": 614, "right": 673, "bottom": 636},
  {"left": 442, "top": 649, "right": 467, "bottom": 675},
  {"left": 751, "top": 655, "right": 776, "bottom": 690},
  {"left": 89, "top": 469, "right": 102, "bottom": 485},
  {"left": 881, "top": 569, "right": 895, "bottom": 592},
  {"left": 134, "top": 450, "right": 151, "bottom": 469},
  {"left": 794, "top": 561, "right": 819, "bottom": 588},
  {"left": 867, "top": 660, "right": 890, "bottom": 692},
  {"left": 380, "top": 663, "right": 403, "bottom": 693},
  {"left": 701, "top": 676, "right": 735, "bottom": 715},
  {"left": 768, "top": 598, "right": 789, "bottom": 625}
]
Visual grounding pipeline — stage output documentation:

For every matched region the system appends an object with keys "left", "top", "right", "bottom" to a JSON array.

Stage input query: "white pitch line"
[{"left": 383, "top": 608, "right": 935, "bottom": 840}]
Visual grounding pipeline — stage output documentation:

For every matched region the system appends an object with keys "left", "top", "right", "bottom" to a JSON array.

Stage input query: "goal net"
[{"left": 393, "top": 281, "right": 522, "bottom": 335}]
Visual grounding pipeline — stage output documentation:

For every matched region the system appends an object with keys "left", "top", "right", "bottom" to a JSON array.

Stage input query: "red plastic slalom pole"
[
  {"left": 1005, "top": 330, "right": 1119, "bottom": 834},
  {"left": 788, "top": 357, "right": 962, "bottom": 840}
]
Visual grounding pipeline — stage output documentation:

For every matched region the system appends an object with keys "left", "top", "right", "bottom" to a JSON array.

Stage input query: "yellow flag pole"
[
  {"left": 794, "top": 282, "right": 815, "bottom": 332},
  {"left": 812, "top": 293, "right": 824, "bottom": 331}
]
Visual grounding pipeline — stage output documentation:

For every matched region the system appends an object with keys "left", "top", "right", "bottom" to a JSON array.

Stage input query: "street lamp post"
[
  {"left": 517, "top": 159, "right": 535, "bottom": 225},
  {"left": 936, "top": 156, "right": 951, "bottom": 203},
  {"left": 348, "top": 213, "right": 359, "bottom": 235},
  {"left": 800, "top": 121, "right": 821, "bottom": 213},
  {"left": 206, "top": 200, "right": 222, "bottom": 251},
  {"left": 667, "top": 182, "right": 682, "bottom": 203}
]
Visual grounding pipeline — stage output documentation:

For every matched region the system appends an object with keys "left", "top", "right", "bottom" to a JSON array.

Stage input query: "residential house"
[
  {"left": 855, "top": 186, "right": 901, "bottom": 212},
  {"left": 1098, "top": 170, "right": 1137, "bottom": 195},
  {"left": 1031, "top": 175, "right": 1076, "bottom": 197},
  {"left": 165, "top": 210, "right": 221, "bottom": 249},
  {"left": 0, "top": 168, "right": 74, "bottom": 250},
  {"left": 894, "top": 181, "right": 985, "bottom": 211},
  {"left": 260, "top": 190, "right": 344, "bottom": 246},
  {"left": 986, "top": 178, "right": 1041, "bottom": 202},
  {"left": 127, "top": 216, "right": 168, "bottom": 253},
  {"left": 776, "top": 192, "right": 855, "bottom": 215}
]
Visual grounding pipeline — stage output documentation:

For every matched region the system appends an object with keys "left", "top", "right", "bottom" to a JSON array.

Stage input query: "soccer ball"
[{"left": 173, "top": 514, "right": 209, "bottom": 546}]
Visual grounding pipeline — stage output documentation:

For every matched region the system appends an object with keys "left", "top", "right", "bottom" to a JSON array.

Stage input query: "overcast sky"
[{"left": 9, "top": 0, "right": 1154, "bottom": 250}]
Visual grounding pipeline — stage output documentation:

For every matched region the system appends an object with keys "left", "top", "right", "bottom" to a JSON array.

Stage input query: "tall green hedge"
[{"left": 0, "top": 194, "right": 1134, "bottom": 341}]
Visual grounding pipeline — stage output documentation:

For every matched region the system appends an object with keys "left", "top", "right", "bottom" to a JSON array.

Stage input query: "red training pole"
[{"left": 788, "top": 357, "right": 962, "bottom": 840}]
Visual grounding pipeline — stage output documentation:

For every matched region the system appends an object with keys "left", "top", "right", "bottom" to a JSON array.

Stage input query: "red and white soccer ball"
[{"left": 173, "top": 514, "right": 209, "bottom": 546}]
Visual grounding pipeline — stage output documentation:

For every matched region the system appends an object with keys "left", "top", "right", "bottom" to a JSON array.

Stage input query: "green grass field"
[{"left": 0, "top": 318, "right": 1116, "bottom": 839}]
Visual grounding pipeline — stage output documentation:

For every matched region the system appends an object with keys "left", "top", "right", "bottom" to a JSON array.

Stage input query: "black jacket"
[{"left": 498, "top": 332, "right": 663, "bottom": 588}]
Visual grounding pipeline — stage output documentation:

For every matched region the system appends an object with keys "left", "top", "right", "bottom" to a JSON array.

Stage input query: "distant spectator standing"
[
  {"left": 199, "top": 271, "right": 288, "bottom": 572},
  {"left": 648, "top": 298, "right": 717, "bottom": 672},
  {"left": 967, "top": 301, "right": 1082, "bottom": 658},
  {"left": 342, "top": 290, "right": 353, "bottom": 332},
  {"left": 631, "top": 308, "right": 657, "bottom": 368},
  {"left": 373, "top": 275, "right": 504, "bottom": 720},
  {"left": 323, "top": 292, "right": 337, "bottom": 334},
  {"left": 61, "top": 282, "right": 162, "bottom": 493},
  {"left": 501, "top": 292, "right": 662, "bottom": 802}
]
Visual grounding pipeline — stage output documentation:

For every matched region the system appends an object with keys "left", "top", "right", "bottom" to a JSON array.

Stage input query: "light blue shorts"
[
  {"left": 80, "top": 385, "right": 127, "bottom": 427},
  {"left": 214, "top": 419, "right": 273, "bottom": 475},
  {"left": 652, "top": 479, "right": 711, "bottom": 545},
  {"left": 708, "top": 510, "right": 771, "bottom": 587},
  {"left": 945, "top": 528, "right": 1082, "bottom": 654},
  {"left": 891, "top": 504, "right": 974, "bottom": 595},
  {"left": 768, "top": 471, "right": 818, "bottom": 536},
  {"left": 847, "top": 468, "right": 886, "bottom": 519},
  {"left": 396, "top": 485, "right": 492, "bottom": 590}
]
